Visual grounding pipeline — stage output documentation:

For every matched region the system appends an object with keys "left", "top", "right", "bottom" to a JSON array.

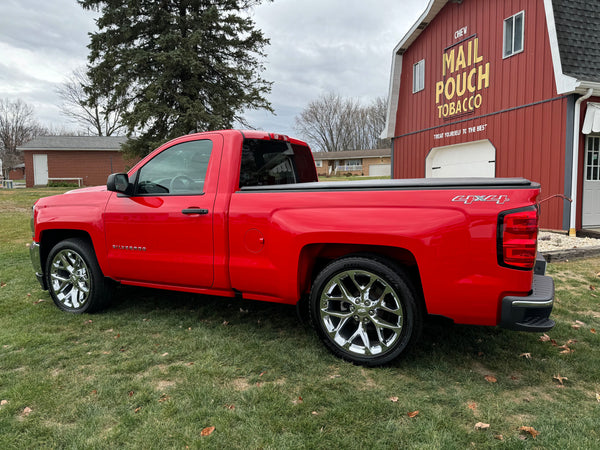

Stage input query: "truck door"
[{"left": 103, "top": 134, "right": 222, "bottom": 288}]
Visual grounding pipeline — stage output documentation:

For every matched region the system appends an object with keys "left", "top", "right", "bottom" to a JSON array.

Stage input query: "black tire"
[
  {"left": 45, "top": 238, "right": 113, "bottom": 314},
  {"left": 309, "top": 255, "right": 422, "bottom": 366}
]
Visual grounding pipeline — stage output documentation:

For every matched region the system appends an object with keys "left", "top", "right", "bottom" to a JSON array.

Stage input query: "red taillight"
[{"left": 498, "top": 207, "right": 538, "bottom": 270}]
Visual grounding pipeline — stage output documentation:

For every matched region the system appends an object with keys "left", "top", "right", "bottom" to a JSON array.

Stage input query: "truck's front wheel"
[
  {"left": 45, "top": 238, "right": 112, "bottom": 313},
  {"left": 309, "top": 255, "right": 422, "bottom": 366}
]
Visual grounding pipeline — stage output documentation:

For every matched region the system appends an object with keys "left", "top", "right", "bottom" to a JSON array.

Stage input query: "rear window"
[{"left": 239, "top": 139, "right": 317, "bottom": 188}]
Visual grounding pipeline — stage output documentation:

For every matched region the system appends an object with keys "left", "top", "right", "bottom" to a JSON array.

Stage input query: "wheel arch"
[
  {"left": 39, "top": 229, "right": 96, "bottom": 279},
  {"left": 297, "top": 243, "right": 426, "bottom": 314}
]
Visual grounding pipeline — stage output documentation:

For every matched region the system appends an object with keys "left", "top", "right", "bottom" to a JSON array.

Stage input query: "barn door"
[
  {"left": 426, "top": 140, "right": 496, "bottom": 178},
  {"left": 583, "top": 135, "right": 600, "bottom": 227}
]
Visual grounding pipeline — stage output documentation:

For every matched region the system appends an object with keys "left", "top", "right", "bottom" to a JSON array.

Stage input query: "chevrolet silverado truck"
[{"left": 30, "top": 130, "right": 554, "bottom": 366}]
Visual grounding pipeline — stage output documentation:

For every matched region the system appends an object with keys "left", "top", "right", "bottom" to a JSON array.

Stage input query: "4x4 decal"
[{"left": 452, "top": 194, "right": 510, "bottom": 205}]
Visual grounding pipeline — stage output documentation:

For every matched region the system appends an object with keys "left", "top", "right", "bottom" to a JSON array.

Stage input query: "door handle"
[{"left": 182, "top": 208, "right": 209, "bottom": 215}]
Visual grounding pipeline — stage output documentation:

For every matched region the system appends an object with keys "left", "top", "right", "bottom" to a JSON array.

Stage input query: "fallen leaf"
[
  {"left": 259, "top": 371, "right": 265, "bottom": 377},
  {"left": 591, "top": 328, "right": 596, "bottom": 334},
  {"left": 22, "top": 407, "right": 32, "bottom": 416},
  {"left": 467, "top": 401, "right": 478, "bottom": 411},
  {"left": 158, "top": 394, "right": 170, "bottom": 403},
  {"left": 390, "top": 396, "right": 399, "bottom": 403},
  {"left": 105, "top": 329, "right": 114, "bottom": 333},
  {"left": 539, "top": 334, "right": 551, "bottom": 342},
  {"left": 90, "top": 390, "right": 98, "bottom": 395},
  {"left": 518, "top": 426, "right": 539, "bottom": 439},
  {"left": 1, "top": 400, "right": 8, "bottom": 406},
  {"left": 596, "top": 393, "right": 600, "bottom": 402},
  {"left": 553, "top": 374, "right": 568, "bottom": 385},
  {"left": 520, "top": 353, "right": 532, "bottom": 359},
  {"left": 494, "top": 435, "right": 504, "bottom": 441},
  {"left": 224, "top": 404, "right": 235, "bottom": 410},
  {"left": 134, "top": 407, "right": 141, "bottom": 413},
  {"left": 565, "top": 339, "right": 578, "bottom": 345},
  {"left": 311, "top": 411, "right": 319, "bottom": 415},
  {"left": 161, "top": 352, "right": 169, "bottom": 357},
  {"left": 474, "top": 422, "right": 490, "bottom": 430},
  {"left": 222, "top": 321, "right": 229, "bottom": 326},
  {"left": 572, "top": 324, "right": 581, "bottom": 330},
  {"left": 576, "top": 320, "right": 586, "bottom": 326},
  {"left": 590, "top": 285, "right": 596, "bottom": 291},
  {"left": 0, "top": 282, "right": 6, "bottom": 288},
  {"left": 559, "top": 347, "right": 574, "bottom": 354},
  {"left": 33, "top": 299, "right": 45, "bottom": 304},
  {"left": 84, "top": 320, "right": 93, "bottom": 325},
  {"left": 407, "top": 410, "right": 419, "bottom": 418},
  {"left": 484, "top": 375, "right": 497, "bottom": 383},
  {"left": 292, "top": 397, "right": 303, "bottom": 405}
]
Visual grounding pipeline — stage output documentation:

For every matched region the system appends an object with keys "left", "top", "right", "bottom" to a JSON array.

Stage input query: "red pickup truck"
[{"left": 30, "top": 130, "right": 554, "bottom": 365}]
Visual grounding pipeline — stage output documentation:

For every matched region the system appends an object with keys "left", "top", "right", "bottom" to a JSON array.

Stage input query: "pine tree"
[{"left": 79, "top": 0, "right": 273, "bottom": 156}]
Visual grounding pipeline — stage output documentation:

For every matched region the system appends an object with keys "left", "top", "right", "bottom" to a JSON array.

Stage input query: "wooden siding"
[{"left": 392, "top": 0, "right": 569, "bottom": 229}]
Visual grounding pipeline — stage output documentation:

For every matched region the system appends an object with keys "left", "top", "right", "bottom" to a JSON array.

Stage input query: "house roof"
[
  {"left": 17, "top": 135, "right": 127, "bottom": 151},
  {"left": 382, "top": 0, "right": 600, "bottom": 138},
  {"left": 552, "top": 0, "right": 600, "bottom": 83},
  {"left": 312, "top": 148, "right": 390, "bottom": 161}
]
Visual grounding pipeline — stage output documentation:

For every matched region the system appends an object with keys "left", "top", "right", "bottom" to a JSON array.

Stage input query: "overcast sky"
[{"left": 0, "top": 0, "right": 427, "bottom": 137}]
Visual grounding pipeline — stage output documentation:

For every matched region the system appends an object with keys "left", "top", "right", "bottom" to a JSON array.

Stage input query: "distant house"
[
  {"left": 18, "top": 136, "right": 135, "bottom": 188},
  {"left": 312, "top": 149, "right": 391, "bottom": 177}
]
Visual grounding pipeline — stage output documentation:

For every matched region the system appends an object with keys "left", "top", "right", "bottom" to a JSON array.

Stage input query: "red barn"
[{"left": 382, "top": 0, "right": 600, "bottom": 234}]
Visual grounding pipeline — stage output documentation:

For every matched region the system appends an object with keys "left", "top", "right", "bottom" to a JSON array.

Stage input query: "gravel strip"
[{"left": 538, "top": 231, "right": 600, "bottom": 252}]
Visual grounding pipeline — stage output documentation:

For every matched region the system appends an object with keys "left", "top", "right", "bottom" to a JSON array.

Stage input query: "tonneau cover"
[{"left": 239, "top": 177, "right": 538, "bottom": 192}]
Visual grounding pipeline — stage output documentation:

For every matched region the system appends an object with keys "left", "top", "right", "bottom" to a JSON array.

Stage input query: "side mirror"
[{"left": 107, "top": 173, "right": 132, "bottom": 195}]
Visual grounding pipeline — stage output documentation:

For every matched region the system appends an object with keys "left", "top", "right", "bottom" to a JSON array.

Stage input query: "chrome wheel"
[
  {"left": 49, "top": 249, "right": 91, "bottom": 310},
  {"left": 319, "top": 269, "right": 404, "bottom": 357}
]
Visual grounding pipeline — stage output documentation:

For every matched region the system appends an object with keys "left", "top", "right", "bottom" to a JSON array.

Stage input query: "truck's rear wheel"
[
  {"left": 45, "top": 238, "right": 112, "bottom": 313},
  {"left": 309, "top": 255, "right": 421, "bottom": 366}
]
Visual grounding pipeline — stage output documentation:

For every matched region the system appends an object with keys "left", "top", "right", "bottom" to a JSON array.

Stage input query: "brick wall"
[{"left": 24, "top": 150, "right": 139, "bottom": 188}]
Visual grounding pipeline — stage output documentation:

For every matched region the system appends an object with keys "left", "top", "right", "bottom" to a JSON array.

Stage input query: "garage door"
[
  {"left": 426, "top": 139, "right": 496, "bottom": 178},
  {"left": 369, "top": 164, "right": 390, "bottom": 177}
]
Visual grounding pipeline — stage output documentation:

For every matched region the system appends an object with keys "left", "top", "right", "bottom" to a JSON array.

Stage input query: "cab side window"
[{"left": 135, "top": 140, "right": 213, "bottom": 195}]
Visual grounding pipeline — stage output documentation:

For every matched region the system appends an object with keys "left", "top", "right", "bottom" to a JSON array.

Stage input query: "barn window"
[
  {"left": 503, "top": 11, "right": 525, "bottom": 58},
  {"left": 412, "top": 59, "right": 425, "bottom": 93}
]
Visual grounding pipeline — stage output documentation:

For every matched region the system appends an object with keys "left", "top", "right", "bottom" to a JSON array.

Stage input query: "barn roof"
[
  {"left": 18, "top": 136, "right": 127, "bottom": 151},
  {"left": 552, "top": 0, "right": 600, "bottom": 83}
]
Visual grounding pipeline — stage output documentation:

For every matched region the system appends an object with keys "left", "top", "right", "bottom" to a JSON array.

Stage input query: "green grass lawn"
[{"left": 1, "top": 188, "right": 599, "bottom": 448}]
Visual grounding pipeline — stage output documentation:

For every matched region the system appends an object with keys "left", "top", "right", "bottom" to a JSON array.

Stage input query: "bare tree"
[
  {"left": 0, "top": 98, "right": 45, "bottom": 175},
  {"left": 57, "top": 67, "right": 125, "bottom": 136},
  {"left": 294, "top": 93, "right": 390, "bottom": 152},
  {"left": 294, "top": 93, "right": 360, "bottom": 152}
]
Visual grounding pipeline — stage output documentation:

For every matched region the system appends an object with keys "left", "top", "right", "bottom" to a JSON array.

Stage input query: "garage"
[
  {"left": 369, "top": 164, "right": 391, "bottom": 176},
  {"left": 425, "top": 139, "right": 496, "bottom": 178}
]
